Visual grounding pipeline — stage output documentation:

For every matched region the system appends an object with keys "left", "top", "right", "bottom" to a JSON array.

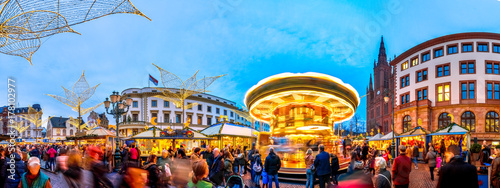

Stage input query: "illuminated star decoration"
[
  {"left": 11, "top": 120, "right": 29, "bottom": 133},
  {"left": 0, "top": 0, "right": 150, "bottom": 64},
  {"left": 152, "top": 63, "right": 225, "bottom": 123},
  {"left": 18, "top": 105, "right": 52, "bottom": 128},
  {"left": 47, "top": 71, "right": 103, "bottom": 129}
]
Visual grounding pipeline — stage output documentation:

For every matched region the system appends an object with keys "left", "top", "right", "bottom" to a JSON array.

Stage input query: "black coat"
[
  {"left": 314, "top": 151, "right": 331, "bottom": 176},
  {"left": 4, "top": 153, "right": 26, "bottom": 188},
  {"left": 143, "top": 162, "right": 161, "bottom": 188},
  {"left": 209, "top": 155, "right": 224, "bottom": 186},
  {"left": 331, "top": 155, "right": 340, "bottom": 174},
  {"left": 437, "top": 157, "right": 478, "bottom": 188},
  {"left": 264, "top": 152, "right": 281, "bottom": 175}
]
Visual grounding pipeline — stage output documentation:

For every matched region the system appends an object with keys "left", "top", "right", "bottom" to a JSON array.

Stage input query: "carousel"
[{"left": 244, "top": 72, "right": 360, "bottom": 181}]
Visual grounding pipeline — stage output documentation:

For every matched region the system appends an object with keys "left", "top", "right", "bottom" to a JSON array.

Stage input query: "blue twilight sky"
[{"left": 1, "top": 0, "right": 500, "bottom": 127}]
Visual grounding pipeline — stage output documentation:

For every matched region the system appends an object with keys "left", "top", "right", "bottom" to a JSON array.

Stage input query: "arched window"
[
  {"left": 438, "top": 113, "right": 451, "bottom": 129},
  {"left": 486, "top": 111, "right": 499, "bottom": 132},
  {"left": 461, "top": 111, "right": 476, "bottom": 132},
  {"left": 70, "top": 129, "right": 74, "bottom": 136},
  {"left": 403, "top": 115, "right": 411, "bottom": 132}
]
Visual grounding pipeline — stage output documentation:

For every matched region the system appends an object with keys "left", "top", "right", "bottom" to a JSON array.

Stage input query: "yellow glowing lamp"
[
  {"left": 418, "top": 118, "right": 422, "bottom": 126},
  {"left": 151, "top": 117, "right": 157, "bottom": 125}
]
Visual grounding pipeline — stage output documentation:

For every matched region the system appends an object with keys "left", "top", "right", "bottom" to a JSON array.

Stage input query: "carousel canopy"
[
  {"left": 379, "top": 131, "right": 399, "bottom": 140},
  {"left": 397, "top": 126, "right": 430, "bottom": 138},
  {"left": 429, "top": 124, "right": 469, "bottom": 136},
  {"left": 131, "top": 127, "right": 211, "bottom": 139},
  {"left": 368, "top": 133, "right": 384, "bottom": 141},
  {"left": 200, "top": 122, "right": 258, "bottom": 138}
]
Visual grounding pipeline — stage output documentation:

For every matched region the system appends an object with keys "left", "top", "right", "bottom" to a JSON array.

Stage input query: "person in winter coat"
[
  {"left": 304, "top": 149, "right": 314, "bottom": 188},
  {"left": 392, "top": 145, "right": 411, "bottom": 188},
  {"left": 437, "top": 145, "right": 478, "bottom": 188},
  {"left": 0, "top": 147, "right": 6, "bottom": 187},
  {"left": 264, "top": 147, "right": 281, "bottom": 188},
  {"left": 252, "top": 150, "right": 263, "bottom": 186},
  {"left": 374, "top": 157, "right": 392, "bottom": 188},
  {"left": 238, "top": 148, "right": 246, "bottom": 176},
  {"left": 314, "top": 144, "right": 331, "bottom": 188},
  {"left": 223, "top": 151, "right": 233, "bottom": 181},
  {"left": 232, "top": 149, "right": 240, "bottom": 175},
  {"left": 425, "top": 147, "right": 437, "bottom": 181},
  {"left": 330, "top": 153, "right": 340, "bottom": 185},
  {"left": 412, "top": 144, "right": 419, "bottom": 169},
  {"left": 29, "top": 147, "right": 40, "bottom": 159},
  {"left": 142, "top": 155, "right": 161, "bottom": 188},
  {"left": 5, "top": 149, "right": 26, "bottom": 188},
  {"left": 19, "top": 157, "right": 52, "bottom": 188},
  {"left": 47, "top": 146, "right": 57, "bottom": 172},
  {"left": 491, "top": 145, "right": 500, "bottom": 188},
  {"left": 479, "top": 145, "right": 491, "bottom": 165},
  {"left": 62, "top": 150, "right": 84, "bottom": 188},
  {"left": 208, "top": 148, "right": 224, "bottom": 186}
]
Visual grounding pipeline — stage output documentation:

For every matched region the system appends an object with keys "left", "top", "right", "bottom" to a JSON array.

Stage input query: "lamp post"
[
  {"left": 384, "top": 88, "right": 396, "bottom": 161},
  {"left": 104, "top": 91, "right": 132, "bottom": 172}
]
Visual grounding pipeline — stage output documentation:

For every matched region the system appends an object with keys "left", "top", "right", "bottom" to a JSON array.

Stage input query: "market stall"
[
  {"left": 131, "top": 127, "right": 213, "bottom": 156},
  {"left": 66, "top": 126, "right": 118, "bottom": 149},
  {"left": 367, "top": 133, "right": 384, "bottom": 149},
  {"left": 428, "top": 123, "right": 470, "bottom": 157},
  {"left": 396, "top": 126, "right": 430, "bottom": 157},
  {"left": 374, "top": 131, "right": 398, "bottom": 152},
  {"left": 200, "top": 122, "right": 258, "bottom": 149}
]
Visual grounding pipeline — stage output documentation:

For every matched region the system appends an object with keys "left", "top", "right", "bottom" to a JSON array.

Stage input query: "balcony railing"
[{"left": 397, "top": 99, "right": 431, "bottom": 110}]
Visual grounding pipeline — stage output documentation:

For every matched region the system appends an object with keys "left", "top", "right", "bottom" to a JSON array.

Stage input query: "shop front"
[
  {"left": 428, "top": 123, "right": 470, "bottom": 157},
  {"left": 396, "top": 126, "right": 430, "bottom": 158},
  {"left": 200, "top": 122, "right": 257, "bottom": 149}
]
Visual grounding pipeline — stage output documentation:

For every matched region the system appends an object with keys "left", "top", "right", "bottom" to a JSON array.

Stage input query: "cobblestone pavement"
[{"left": 42, "top": 162, "right": 438, "bottom": 188}]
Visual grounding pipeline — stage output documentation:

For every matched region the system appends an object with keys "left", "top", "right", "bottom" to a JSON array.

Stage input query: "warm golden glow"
[{"left": 296, "top": 125, "right": 331, "bottom": 131}]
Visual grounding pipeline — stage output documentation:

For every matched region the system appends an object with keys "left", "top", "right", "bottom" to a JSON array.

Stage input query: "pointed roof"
[
  {"left": 200, "top": 122, "right": 258, "bottom": 138},
  {"left": 368, "top": 74, "right": 373, "bottom": 91},
  {"left": 368, "top": 133, "right": 384, "bottom": 141},
  {"left": 429, "top": 123, "right": 469, "bottom": 136},
  {"left": 398, "top": 126, "right": 430, "bottom": 137},
  {"left": 379, "top": 131, "right": 398, "bottom": 140},
  {"left": 377, "top": 36, "right": 387, "bottom": 66}
]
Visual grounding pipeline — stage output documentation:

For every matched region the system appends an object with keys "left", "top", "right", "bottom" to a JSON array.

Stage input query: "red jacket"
[
  {"left": 392, "top": 153, "right": 412, "bottom": 185},
  {"left": 47, "top": 148, "right": 57, "bottom": 158}
]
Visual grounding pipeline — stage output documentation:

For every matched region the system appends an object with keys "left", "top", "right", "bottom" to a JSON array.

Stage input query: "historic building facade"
[
  {"left": 390, "top": 32, "right": 500, "bottom": 143},
  {"left": 46, "top": 116, "right": 79, "bottom": 141},
  {"left": 119, "top": 87, "right": 270, "bottom": 138},
  {"left": 367, "top": 37, "right": 395, "bottom": 134},
  {"left": 0, "top": 104, "right": 44, "bottom": 138}
]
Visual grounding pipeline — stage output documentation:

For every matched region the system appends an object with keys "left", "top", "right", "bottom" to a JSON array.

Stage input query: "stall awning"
[
  {"left": 131, "top": 127, "right": 212, "bottom": 140},
  {"left": 429, "top": 124, "right": 469, "bottom": 136},
  {"left": 85, "top": 126, "right": 116, "bottom": 137},
  {"left": 368, "top": 133, "right": 384, "bottom": 141},
  {"left": 397, "top": 126, "right": 430, "bottom": 138},
  {"left": 200, "top": 122, "right": 258, "bottom": 138},
  {"left": 379, "top": 131, "right": 399, "bottom": 140}
]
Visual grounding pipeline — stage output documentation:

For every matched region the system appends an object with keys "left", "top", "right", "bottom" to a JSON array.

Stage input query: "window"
[
  {"left": 133, "top": 101, "right": 138, "bottom": 108},
  {"left": 230, "top": 111, "right": 234, "bottom": 117},
  {"left": 462, "top": 43, "right": 473, "bottom": 52},
  {"left": 207, "top": 117, "right": 212, "bottom": 125},
  {"left": 416, "top": 88, "right": 428, "bottom": 101},
  {"left": 478, "top": 43, "right": 488, "bottom": 52},
  {"left": 411, "top": 57, "right": 419, "bottom": 67},
  {"left": 485, "top": 111, "right": 499, "bottom": 132},
  {"left": 487, "top": 81, "right": 500, "bottom": 100},
  {"left": 422, "top": 52, "right": 430, "bottom": 62},
  {"left": 384, "top": 103, "right": 389, "bottom": 115},
  {"left": 152, "top": 100, "right": 157, "bottom": 107},
  {"left": 416, "top": 69, "right": 428, "bottom": 82},
  {"left": 187, "top": 115, "right": 192, "bottom": 123},
  {"left": 56, "top": 129, "right": 61, "bottom": 136},
  {"left": 187, "top": 103, "right": 192, "bottom": 110},
  {"left": 437, "top": 83, "right": 450, "bottom": 102},
  {"left": 460, "top": 61, "right": 475, "bottom": 74},
  {"left": 434, "top": 48, "right": 444, "bottom": 58},
  {"left": 403, "top": 115, "right": 411, "bottom": 132},
  {"left": 63, "top": 129, "right": 66, "bottom": 136},
  {"left": 207, "top": 106, "right": 212, "bottom": 112},
  {"left": 164, "top": 101, "right": 169, "bottom": 107},
  {"left": 198, "top": 116, "right": 202, "bottom": 125},
  {"left": 224, "top": 110, "right": 227, "bottom": 116},
  {"left": 216, "top": 108, "right": 220, "bottom": 114},
  {"left": 132, "top": 114, "right": 138, "bottom": 121},
  {"left": 400, "top": 75, "right": 409, "bottom": 88},
  {"left": 198, "top": 105, "right": 202, "bottom": 111},
  {"left": 460, "top": 81, "right": 475, "bottom": 100},
  {"left": 448, "top": 45, "right": 458, "bottom": 54},
  {"left": 401, "top": 61, "right": 409, "bottom": 70},
  {"left": 461, "top": 111, "right": 476, "bottom": 132},
  {"left": 400, "top": 93, "right": 410, "bottom": 105},
  {"left": 70, "top": 130, "right": 73, "bottom": 136},
  {"left": 436, "top": 64, "right": 450, "bottom": 77},
  {"left": 486, "top": 61, "right": 500, "bottom": 74},
  {"left": 494, "top": 44, "right": 500, "bottom": 53},
  {"left": 152, "top": 113, "right": 157, "bottom": 118},
  {"left": 438, "top": 113, "right": 451, "bottom": 129},
  {"left": 164, "top": 113, "right": 170, "bottom": 123},
  {"left": 176, "top": 114, "right": 181, "bottom": 123}
]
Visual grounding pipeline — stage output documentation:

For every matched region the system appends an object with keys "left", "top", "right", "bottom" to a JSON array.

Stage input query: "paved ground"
[{"left": 42, "top": 162, "right": 438, "bottom": 188}]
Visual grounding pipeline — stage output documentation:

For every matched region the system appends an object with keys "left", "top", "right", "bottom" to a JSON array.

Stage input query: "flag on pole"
[{"left": 149, "top": 74, "right": 158, "bottom": 86}]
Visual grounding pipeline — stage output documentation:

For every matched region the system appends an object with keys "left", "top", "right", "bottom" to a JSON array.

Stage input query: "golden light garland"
[
  {"left": 11, "top": 120, "right": 29, "bottom": 133},
  {"left": 18, "top": 105, "right": 52, "bottom": 128},
  {"left": 0, "top": 0, "right": 150, "bottom": 64},
  {"left": 152, "top": 63, "right": 225, "bottom": 124}
]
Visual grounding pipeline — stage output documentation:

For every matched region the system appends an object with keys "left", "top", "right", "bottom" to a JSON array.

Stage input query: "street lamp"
[
  {"left": 104, "top": 91, "right": 132, "bottom": 172},
  {"left": 384, "top": 88, "right": 396, "bottom": 161}
]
